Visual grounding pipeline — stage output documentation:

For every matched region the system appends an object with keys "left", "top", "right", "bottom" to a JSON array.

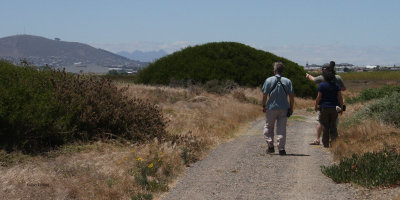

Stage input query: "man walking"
[{"left": 262, "top": 62, "right": 294, "bottom": 155}]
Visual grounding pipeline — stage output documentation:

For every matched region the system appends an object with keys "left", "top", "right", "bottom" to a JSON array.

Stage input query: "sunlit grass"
[{"left": 0, "top": 83, "right": 263, "bottom": 199}]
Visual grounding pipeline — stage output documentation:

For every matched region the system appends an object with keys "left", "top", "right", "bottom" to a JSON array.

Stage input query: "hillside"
[
  {"left": 135, "top": 42, "right": 316, "bottom": 97},
  {"left": 0, "top": 35, "right": 147, "bottom": 73}
]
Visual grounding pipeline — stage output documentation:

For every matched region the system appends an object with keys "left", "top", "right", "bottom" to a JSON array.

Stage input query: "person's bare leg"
[
  {"left": 316, "top": 123, "right": 322, "bottom": 141},
  {"left": 310, "top": 124, "right": 322, "bottom": 145}
]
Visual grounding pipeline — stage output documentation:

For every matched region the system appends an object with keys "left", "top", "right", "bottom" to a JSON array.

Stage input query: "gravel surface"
[{"left": 160, "top": 114, "right": 400, "bottom": 200}]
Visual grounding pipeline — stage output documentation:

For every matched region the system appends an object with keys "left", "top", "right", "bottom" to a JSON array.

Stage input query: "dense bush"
[
  {"left": 321, "top": 150, "right": 400, "bottom": 187},
  {"left": 367, "top": 92, "right": 400, "bottom": 127},
  {"left": 346, "top": 85, "right": 400, "bottom": 104},
  {"left": 135, "top": 42, "right": 316, "bottom": 97},
  {"left": 0, "top": 61, "right": 167, "bottom": 153},
  {"left": 341, "top": 86, "right": 400, "bottom": 128}
]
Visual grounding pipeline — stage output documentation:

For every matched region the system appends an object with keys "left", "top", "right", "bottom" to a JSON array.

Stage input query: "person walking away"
[
  {"left": 262, "top": 62, "right": 294, "bottom": 155},
  {"left": 314, "top": 69, "right": 343, "bottom": 148},
  {"left": 306, "top": 61, "right": 346, "bottom": 145}
]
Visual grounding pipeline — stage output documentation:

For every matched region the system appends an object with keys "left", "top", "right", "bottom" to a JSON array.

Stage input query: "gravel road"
[{"left": 160, "top": 114, "right": 399, "bottom": 200}]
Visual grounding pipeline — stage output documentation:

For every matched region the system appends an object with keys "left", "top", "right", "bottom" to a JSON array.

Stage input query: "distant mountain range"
[
  {"left": 0, "top": 35, "right": 148, "bottom": 73},
  {"left": 117, "top": 50, "right": 168, "bottom": 62}
]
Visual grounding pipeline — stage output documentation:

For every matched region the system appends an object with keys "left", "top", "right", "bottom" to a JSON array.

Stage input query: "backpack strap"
[{"left": 269, "top": 76, "right": 288, "bottom": 95}]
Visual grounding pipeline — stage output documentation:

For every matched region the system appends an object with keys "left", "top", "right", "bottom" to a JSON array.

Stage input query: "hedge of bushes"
[
  {"left": 135, "top": 42, "right": 316, "bottom": 98},
  {"left": 0, "top": 60, "right": 167, "bottom": 153}
]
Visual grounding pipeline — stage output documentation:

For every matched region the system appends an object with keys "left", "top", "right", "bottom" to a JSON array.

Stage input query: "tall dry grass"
[
  {"left": 333, "top": 120, "right": 400, "bottom": 160},
  {"left": 294, "top": 97, "right": 314, "bottom": 110},
  {"left": 0, "top": 84, "right": 263, "bottom": 199},
  {"left": 331, "top": 82, "right": 400, "bottom": 161}
]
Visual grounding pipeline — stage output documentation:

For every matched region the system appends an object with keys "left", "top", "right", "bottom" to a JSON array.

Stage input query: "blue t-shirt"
[
  {"left": 318, "top": 81, "right": 341, "bottom": 108},
  {"left": 262, "top": 75, "right": 294, "bottom": 110}
]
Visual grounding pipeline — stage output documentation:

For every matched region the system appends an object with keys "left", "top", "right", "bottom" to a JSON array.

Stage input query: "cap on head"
[{"left": 273, "top": 62, "right": 284, "bottom": 74}]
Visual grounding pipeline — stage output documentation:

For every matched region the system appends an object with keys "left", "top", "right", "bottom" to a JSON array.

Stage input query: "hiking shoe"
[
  {"left": 279, "top": 150, "right": 286, "bottom": 156},
  {"left": 267, "top": 146, "right": 275, "bottom": 154}
]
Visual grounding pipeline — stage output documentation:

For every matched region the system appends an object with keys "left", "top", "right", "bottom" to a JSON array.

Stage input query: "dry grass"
[
  {"left": 0, "top": 141, "right": 184, "bottom": 199},
  {"left": 331, "top": 80, "right": 400, "bottom": 161},
  {"left": 0, "top": 84, "right": 262, "bottom": 199},
  {"left": 294, "top": 97, "right": 314, "bottom": 110},
  {"left": 333, "top": 120, "right": 400, "bottom": 160}
]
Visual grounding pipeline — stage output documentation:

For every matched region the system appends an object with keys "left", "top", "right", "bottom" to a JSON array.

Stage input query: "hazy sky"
[{"left": 1, "top": 0, "right": 400, "bottom": 65}]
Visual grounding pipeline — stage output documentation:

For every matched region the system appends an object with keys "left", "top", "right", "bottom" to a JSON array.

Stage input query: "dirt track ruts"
[{"left": 160, "top": 113, "right": 399, "bottom": 200}]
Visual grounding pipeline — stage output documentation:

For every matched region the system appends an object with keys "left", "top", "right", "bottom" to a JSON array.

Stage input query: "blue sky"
[{"left": 1, "top": 0, "right": 400, "bottom": 65}]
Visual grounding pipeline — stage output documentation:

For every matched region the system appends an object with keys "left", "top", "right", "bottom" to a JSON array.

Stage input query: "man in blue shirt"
[{"left": 262, "top": 62, "right": 294, "bottom": 155}]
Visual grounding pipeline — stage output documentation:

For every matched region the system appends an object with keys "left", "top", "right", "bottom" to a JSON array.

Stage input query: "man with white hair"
[{"left": 262, "top": 62, "right": 295, "bottom": 155}]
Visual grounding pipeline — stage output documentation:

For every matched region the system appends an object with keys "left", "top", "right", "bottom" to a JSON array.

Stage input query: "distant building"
[{"left": 304, "top": 63, "right": 322, "bottom": 72}]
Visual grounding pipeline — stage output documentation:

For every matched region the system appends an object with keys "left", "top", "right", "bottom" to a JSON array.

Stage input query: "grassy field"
[
  {"left": 332, "top": 71, "right": 400, "bottom": 159},
  {"left": 1, "top": 69, "right": 399, "bottom": 198},
  {"left": 0, "top": 83, "right": 265, "bottom": 199},
  {"left": 340, "top": 70, "right": 400, "bottom": 81}
]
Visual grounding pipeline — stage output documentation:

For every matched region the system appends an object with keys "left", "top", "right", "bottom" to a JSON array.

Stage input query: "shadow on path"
[{"left": 267, "top": 153, "right": 310, "bottom": 156}]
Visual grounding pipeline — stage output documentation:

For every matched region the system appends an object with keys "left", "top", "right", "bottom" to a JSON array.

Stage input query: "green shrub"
[
  {"left": 0, "top": 61, "right": 167, "bottom": 153},
  {"left": 341, "top": 86, "right": 400, "bottom": 128},
  {"left": 367, "top": 92, "right": 400, "bottom": 127},
  {"left": 135, "top": 42, "right": 316, "bottom": 98},
  {"left": 321, "top": 150, "right": 400, "bottom": 187},
  {"left": 346, "top": 85, "right": 400, "bottom": 104},
  {"left": 339, "top": 107, "right": 370, "bottom": 128}
]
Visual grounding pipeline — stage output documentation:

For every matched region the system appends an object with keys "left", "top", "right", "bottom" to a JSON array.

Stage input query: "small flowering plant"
[{"left": 132, "top": 152, "right": 168, "bottom": 192}]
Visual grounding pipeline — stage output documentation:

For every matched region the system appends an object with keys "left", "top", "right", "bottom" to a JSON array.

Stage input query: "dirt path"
[{"left": 160, "top": 113, "right": 399, "bottom": 200}]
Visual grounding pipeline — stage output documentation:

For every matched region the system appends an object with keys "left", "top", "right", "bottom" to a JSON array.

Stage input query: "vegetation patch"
[
  {"left": 321, "top": 150, "right": 400, "bottom": 187},
  {"left": 288, "top": 115, "right": 306, "bottom": 121},
  {"left": 131, "top": 193, "right": 153, "bottom": 200},
  {"left": 232, "top": 90, "right": 260, "bottom": 105},
  {"left": 367, "top": 92, "right": 400, "bottom": 127},
  {"left": 340, "top": 71, "right": 400, "bottom": 81},
  {"left": 346, "top": 85, "right": 400, "bottom": 104},
  {"left": 135, "top": 42, "right": 316, "bottom": 97},
  {"left": 0, "top": 60, "right": 167, "bottom": 153},
  {"left": 341, "top": 95, "right": 400, "bottom": 131},
  {"left": 0, "top": 150, "right": 31, "bottom": 167}
]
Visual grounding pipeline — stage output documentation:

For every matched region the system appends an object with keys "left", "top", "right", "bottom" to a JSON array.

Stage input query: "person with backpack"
[
  {"left": 306, "top": 61, "right": 346, "bottom": 145},
  {"left": 314, "top": 67, "right": 344, "bottom": 148},
  {"left": 262, "top": 62, "right": 294, "bottom": 155}
]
